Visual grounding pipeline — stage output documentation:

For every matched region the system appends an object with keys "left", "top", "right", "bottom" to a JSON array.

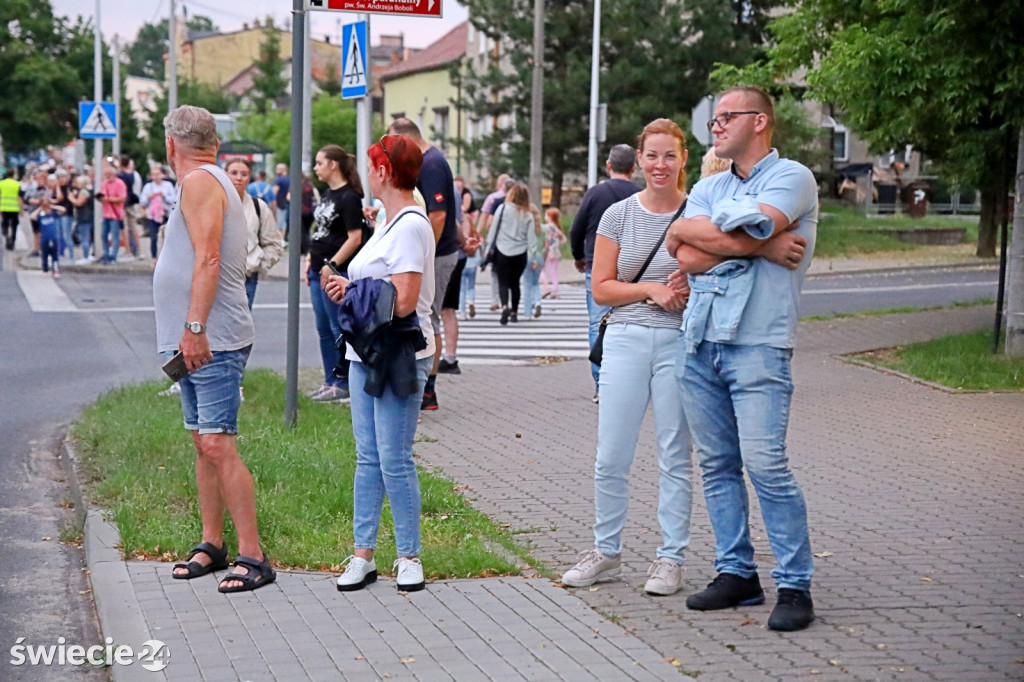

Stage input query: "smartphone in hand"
[
  {"left": 161, "top": 351, "right": 189, "bottom": 382},
  {"left": 325, "top": 261, "right": 342, "bottom": 277}
]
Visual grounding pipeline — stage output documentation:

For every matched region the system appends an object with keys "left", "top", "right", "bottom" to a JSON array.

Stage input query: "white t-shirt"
[{"left": 345, "top": 206, "right": 436, "bottom": 361}]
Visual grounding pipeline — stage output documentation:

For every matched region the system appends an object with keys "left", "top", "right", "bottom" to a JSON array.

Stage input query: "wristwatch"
[{"left": 184, "top": 321, "right": 205, "bottom": 334}]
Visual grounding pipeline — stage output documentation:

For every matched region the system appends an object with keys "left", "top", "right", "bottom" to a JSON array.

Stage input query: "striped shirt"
[{"left": 596, "top": 194, "right": 685, "bottom": 329}]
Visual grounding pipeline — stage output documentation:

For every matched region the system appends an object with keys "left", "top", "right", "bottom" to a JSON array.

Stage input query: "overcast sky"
[{"left": 51, "top": 0, "right": 467, "bottom": 49}]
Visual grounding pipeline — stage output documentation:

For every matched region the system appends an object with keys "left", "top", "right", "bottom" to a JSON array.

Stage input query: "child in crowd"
[
  {"left": 30, "top": 195, "right": 65, "bottom": 278},
  {"left": 541, "top": 207, "right": 567, "bottom": 299},
  {"left": 521, "top": 205, "right": 545, "bottom": 319}
]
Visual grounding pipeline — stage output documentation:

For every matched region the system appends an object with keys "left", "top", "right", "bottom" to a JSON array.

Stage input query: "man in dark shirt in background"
[
  {"left": 387, "top": 118, "right": 459, "bottom": 412},
  {"left": 569, "top": 144, "right": 640, "bottom": 402}
]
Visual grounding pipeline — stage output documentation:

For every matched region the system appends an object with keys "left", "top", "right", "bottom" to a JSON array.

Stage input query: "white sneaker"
[
  {"left": 306, "top": 384, "right": 329, "bottom": 398},
  {"left": 157, "top": 383, "right": 181, "bottom": 397},
  {"left": 394, "top": 557, "right": 425, "bottom": 592},
  {"left": 312, "top": 385, "right": 350, "bottom": 403},
  {"left": 561, "top": 549, "right": 621, "bottom": 587},
  {"left": 336, "top": 556, "right": 377, "bottom": 592},
  {"left": 644, "top": 558, "right": 683, "bottom": 596}
]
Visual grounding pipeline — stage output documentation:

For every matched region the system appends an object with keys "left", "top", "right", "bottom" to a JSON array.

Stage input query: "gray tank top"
[{"left": 153, "top": 164, "right": 254, "bottom": 353}]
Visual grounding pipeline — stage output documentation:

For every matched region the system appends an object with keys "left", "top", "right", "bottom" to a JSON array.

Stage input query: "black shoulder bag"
[{"left": 588, "top": 200, "right": 687, "bottom": 367}]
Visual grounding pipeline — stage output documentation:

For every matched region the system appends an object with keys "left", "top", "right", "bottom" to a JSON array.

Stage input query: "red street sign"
[{"left": 309, "top": 0, "right": 443, "bottom": 18}]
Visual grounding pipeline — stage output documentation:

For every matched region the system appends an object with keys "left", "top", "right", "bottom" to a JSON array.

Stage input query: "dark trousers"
[
  {"left": 494, "top": 250, "right": 528, "bottom": 312},
  {"left": 2, "top": 212, "right": 18, "bottom": 248}
]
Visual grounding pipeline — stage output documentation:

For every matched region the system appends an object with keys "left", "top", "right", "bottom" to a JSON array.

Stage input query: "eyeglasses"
[
  {"left": 706, "top": 111, "right": 761, "bottom": 132},
  {"left": 378, "top": 134, "right": 391, "bottom": 155}
]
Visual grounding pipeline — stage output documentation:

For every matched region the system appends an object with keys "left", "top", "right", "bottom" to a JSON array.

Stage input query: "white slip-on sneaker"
[
  {"left": 561, "top": 549, "right": 621, "bottom": 587},
  {"left": 394, "top": 557, "right": 425, "bottom": 592},
  {"left": 336, "top": 555, "right": 377, "bottom": 592},
  {"left": 644, "top": 557, "right": 684, "bottom": 596}
]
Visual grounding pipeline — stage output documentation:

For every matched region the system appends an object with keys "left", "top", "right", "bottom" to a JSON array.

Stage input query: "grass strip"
[
  {"left": 814, "top": 203, "right": 977, "bottom": 259},
  {"left": 71, "top": 369, "right": 540, "bottom": 578},
  {"left": 851, "top": 329, "right": 1024, "bottom": 391}
]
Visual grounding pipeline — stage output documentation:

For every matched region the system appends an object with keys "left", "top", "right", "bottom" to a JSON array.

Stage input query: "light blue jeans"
[
  {"left": 349, "top": 356, "right": 432, "bottom": 557},
  {"left": 681, "top": 340, "right": 813, "bottom": 591},
  {"left": 58, "top": 214, "right": 75, "bottom": 260},
  {"left": 308, "top": 269, "right": 347, "bottom": 388},
  {"left": 522, "top": 254, "right": 543, "bottom": 315},
  {"left": 459, "top": 253, "right": 480, "bottom": 312},
  {"left": 594, "top": 323, "right": 692, "bottom": 563},
  {"left": 585, "top": 270, "right": 612, "bottom": 389}
]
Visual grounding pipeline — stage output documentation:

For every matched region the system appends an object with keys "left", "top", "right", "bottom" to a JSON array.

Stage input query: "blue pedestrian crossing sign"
[
  {"left": 79, "top": 102, "right": 118, "bottom": 139},
  {"left": 341, "top": 22, "right": 368, "bottom": 100}
]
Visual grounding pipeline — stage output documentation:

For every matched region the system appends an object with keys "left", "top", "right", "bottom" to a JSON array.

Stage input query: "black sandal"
[
  {"left": 172, "top": 542, "right": 229, "bottom": 580},
  {"left": 218, "top": 554, "right": 276, "bottom": 594}
]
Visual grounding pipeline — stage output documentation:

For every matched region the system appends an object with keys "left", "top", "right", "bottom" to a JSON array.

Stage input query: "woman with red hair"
[{"left": 324, "top": 134, "right": 436, "bottom": 593}]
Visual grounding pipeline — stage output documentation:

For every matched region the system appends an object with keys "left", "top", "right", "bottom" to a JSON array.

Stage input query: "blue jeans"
[
  {"left": 459, "top": 254, "right": 480, "bottom": 312},
  {"left": 101, "top": 218, "right": 121, "bottom": 262},
  {"left": 585, "top": 270, "right": 611, "bottom": 389},
  {"left": 165, "top": 346, "right": 251, "bottom": 435},
  {"left": 58, "top": 214, "right": 74, "bottom": 260},
  {"left": 681, "top": 341, "right": 813, "bottom": 591},
  {"left": 77, "top": 220, "right": 93, "bottom": 260},
  {"left": 594, "top": 324, "right": 692, "bottom": 562},
  {"left": 308, "top": 268, "right": 347, "bottom": 388},
  {"left": 522, "top": 255, "right": 543, "bottom": 315},
  {"left": 245, "top": 273, "right": 258, "bottom": 311},
  {"left": 146, "top": 219, "right": 161, "bottom": 259},
  {"left": 349, "top": 357, "right": 431, "bottom": 557}
]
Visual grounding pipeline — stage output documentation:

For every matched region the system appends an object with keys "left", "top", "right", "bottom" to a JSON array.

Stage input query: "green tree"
[
  {"left": 251, "top": 22, "right": 288, "bottom": 114},
  {"left": 455, "top": 0, "right": 779, "bottom": 204},
  {"left": 721, "top": 0, "right": 1024, "bottom": 257},
  {"left": 237, "top": 94, "right": 362, "bottom": 169},
  {"left": 124, "top": 15, "right": 218, "bottom": 81},
  {"left": 0, "top": 0, "right": 111, "bottom": 152}
]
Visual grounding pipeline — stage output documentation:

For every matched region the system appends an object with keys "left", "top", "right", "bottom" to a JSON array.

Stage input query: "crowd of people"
[{"left": 8, "top": 84, "right": 821, "bottom": 632}]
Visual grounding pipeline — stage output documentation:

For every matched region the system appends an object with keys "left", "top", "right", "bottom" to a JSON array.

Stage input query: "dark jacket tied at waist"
[{"left": 336, "top": 277, "right": 426, "bottom": 398}]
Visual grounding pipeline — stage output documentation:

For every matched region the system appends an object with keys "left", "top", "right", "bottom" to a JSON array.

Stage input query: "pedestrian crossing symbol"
[
  {"left": 79, "top": 102, "right": 118, "bottom": 139},
  {"left": 341, "top": 21, "right": 368, "bottom": 100}
]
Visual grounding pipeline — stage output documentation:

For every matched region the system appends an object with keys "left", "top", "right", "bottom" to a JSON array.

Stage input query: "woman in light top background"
[{"left": 482, "top": 182, "right": 538, "bottom": 325}]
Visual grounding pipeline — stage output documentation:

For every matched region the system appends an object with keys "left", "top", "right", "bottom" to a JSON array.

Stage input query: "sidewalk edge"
[{"left": 61, "top": 438, "right": 166, "bottom": 682}]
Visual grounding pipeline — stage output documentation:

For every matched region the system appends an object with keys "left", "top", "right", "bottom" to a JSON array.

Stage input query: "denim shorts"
[{"left": 163, "top": 346, "right": 251, "bottom": 435}]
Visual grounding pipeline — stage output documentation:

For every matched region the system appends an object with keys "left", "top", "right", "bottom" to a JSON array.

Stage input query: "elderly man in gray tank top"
[{"left": 153, "top": 105, "right": 275, "bottom": 593}]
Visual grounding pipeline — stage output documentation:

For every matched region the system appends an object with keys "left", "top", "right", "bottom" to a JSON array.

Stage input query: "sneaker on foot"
[
  {"left": 306, "top": 384, "right": 330, "bottom": 398},
  {"left": 438, "top": 358, "right": 461, "bottom": 375},
  {"left": 313, "top": 385, "right": 350, "bottom": 403},
  {"left": 489, "top": 304, "right": 500, "bottom": 312},
  {"left": 157, "top": 383, "right": 181, "bottom": 397},
  {"left": 768, "top": 589, "right": 815, "bottom": 631},
  {"left": 592, "top": 391, "right": 600, "bottom": 404},
  {"left": 561, "top": 549, "right": 621, "bottom": 587},
  {"left": 336, "top": 556, "right": 377, "bottom": 592},
  {"left": 509, "top": 310, "right": 518, "bottom": 323},
  {"left": 499, "top": 307, "right": 510, "bottom": 325},
  {"left": 644, "top": 558, "right": 684, "bottom": 596},
  {"left": 468, "top": 302, "right": 476, "bottom": 318},
  {"left": 532, "top": 303, "right": 541, "bottom": 318},
  {"left": 394, "top": 557, "right": 425, "bottom": 592},
  {"left": 420, "top": 390, "right": 439, "bottom": 411},
  {"left": 685, "top": 572, "right": 765, "bottom": 611}
]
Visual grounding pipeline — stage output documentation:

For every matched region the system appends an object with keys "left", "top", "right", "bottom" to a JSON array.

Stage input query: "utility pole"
[
  {"left": 302, "top": 11, "right": 312, "bottom": 175},
  {"left": 586, "top": 0, "right": 601, "bottom": 188},
  {"left": 528, "top": 0, "right": 544, "bottom": 206},
  {"left": 93, "top": 0, "right": 103, "bottom": 251},
  {"left": 112, "top": 34, "right": 120, "bottom": 158},
  {"left": 355, "top": 15, "right": 371, "bottom": 203},
  {"left": 1006, "top": 127, "right": 1024, "bottom": 356},
  {"left": 284, "top": 0, "right": 307, "bottom": 427},
  {"left": 168, "top": 0, "right": 178, "bottom": 112}
]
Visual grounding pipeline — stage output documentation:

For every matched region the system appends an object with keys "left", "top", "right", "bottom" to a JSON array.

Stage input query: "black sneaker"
[
  {"left": 685, "top": 572, "right": 765, "bottom": 611},
  {"left": 420, "top": 390, "right": 439, "bottom": 411},
  {"left": 500, "top": 307, "right": 510, "bottom": 325},
  {"left": 438, "top": 359, "right": 461, "bottom": 375},
  {"left": 509, "top": 310, "right": 518, "bottom": 323},
  {"left": 767, "top": 589, "right": 815, "bottom": 631}
]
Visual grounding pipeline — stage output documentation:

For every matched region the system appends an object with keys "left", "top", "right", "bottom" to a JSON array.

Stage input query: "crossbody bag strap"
[{"left": 630, "top": 199, "right": 686, "bottom": 284}]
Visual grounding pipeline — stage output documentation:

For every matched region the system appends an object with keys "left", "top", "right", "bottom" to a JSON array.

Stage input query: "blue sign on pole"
[
  {"left": 79, "top": 102, "right": 118, "bottom": 139},
  {"left": 341, "top": 22, "right": 368, "bottom": 100}
]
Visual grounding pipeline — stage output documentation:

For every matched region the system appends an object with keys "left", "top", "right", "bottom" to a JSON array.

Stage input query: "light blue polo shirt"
[{"left": 683, "top": 149, "right": 818, "bottom": 349}]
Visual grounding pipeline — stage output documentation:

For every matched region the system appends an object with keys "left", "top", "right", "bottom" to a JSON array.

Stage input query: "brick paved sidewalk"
[{"left": 81, "top": 304, "right": 1023, "bottom": 681}]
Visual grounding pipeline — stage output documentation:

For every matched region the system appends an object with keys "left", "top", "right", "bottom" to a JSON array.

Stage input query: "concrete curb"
[{"left": 61, "top": 439, "right": 166, "bottom": 682}]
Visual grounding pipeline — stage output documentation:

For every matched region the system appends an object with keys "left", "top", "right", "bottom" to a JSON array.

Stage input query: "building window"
[
  {"left": 832, "top": 125, "right": 849, "bottom": 162},
  {"left": 433, "top": 106, "right": 450, "bottom": 150}
]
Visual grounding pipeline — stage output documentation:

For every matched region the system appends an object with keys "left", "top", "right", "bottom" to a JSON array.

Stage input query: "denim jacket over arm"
[{"left": 681, "top": 150, "right": 819, "bottom": 350}]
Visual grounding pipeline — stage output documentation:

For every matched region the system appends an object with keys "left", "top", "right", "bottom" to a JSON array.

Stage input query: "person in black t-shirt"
[{"left": 306, "top": 144, "right": 369, "bottom": 404}]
